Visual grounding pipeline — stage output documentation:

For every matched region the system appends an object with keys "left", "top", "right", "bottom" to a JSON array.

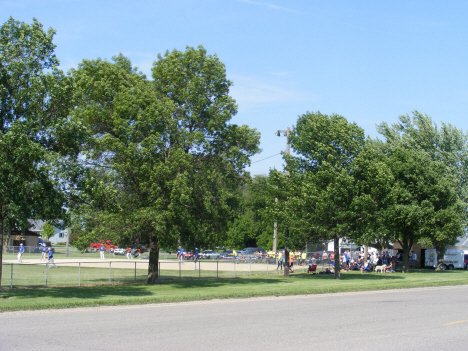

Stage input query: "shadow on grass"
[
  {"left": 0, "top": 284, "right": 154, "bottom": 300},
  {"left": 159, "top": 268, "right": 468, "bottom": 289},
  {"left": 2, "top": 269, "right": 465, "bottom": 301},
  {"left": 158, "top": 270, "right": 409, "bottom": 289}
]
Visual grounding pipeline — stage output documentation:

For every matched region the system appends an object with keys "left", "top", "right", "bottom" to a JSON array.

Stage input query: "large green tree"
[
  {"left": 362, "top": 147, "right": 465, "bottom": 272},
  {"left": 269, "top": 111, "right": 366, "bottom": 279},
  {"left": 0, "top": 18, "right": 84, "bottom": 284},
  {"left": 72, "top": 46, "right": 260, "bottom": 284},
  {"left": 376, "top": 112, "right": 468, "bottom": 270}
]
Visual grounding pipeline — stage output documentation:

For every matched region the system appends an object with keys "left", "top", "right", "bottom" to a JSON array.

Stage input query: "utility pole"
[
  {"left": 276, "top": 127, "right": 293, "bottom": 277},
  {"left": 66, "top": 227, "right": 70, "bottom": 257}
]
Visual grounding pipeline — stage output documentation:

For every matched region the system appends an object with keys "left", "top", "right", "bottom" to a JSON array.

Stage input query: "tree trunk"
[
  {"left": 401, "top": 241, "right": 411, "bottom": 273},
  {"left": 147, "top": 237, "right": 160, "bottom": 284},
  {"left": 334, "top": 234, "right": 340, "bottom": 279},
  {"left": 0, "top": 219, "right": 3, "bottom": 287},
  {"left": 435, "top": 245, "right": 446, "bottom": 271}
]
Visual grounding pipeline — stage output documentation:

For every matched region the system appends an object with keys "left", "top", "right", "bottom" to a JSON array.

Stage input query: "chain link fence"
[{"left": 0, "top": 257, "right": 320, "bottom": 289}]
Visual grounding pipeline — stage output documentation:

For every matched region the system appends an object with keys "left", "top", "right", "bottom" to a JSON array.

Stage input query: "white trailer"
[{"left": 425, "top": 249, "right": 465, "bottom": 270}]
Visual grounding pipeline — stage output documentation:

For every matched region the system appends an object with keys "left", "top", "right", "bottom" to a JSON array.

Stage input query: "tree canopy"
[
  {"left": 72, "top": 46, "right": 260, "bottom": 283},
  {"left": 0, "top": 17, "right": 85, "bottom": 285},
  {"left": 267, "top": 112, "right": 367, "bottom": 278}
]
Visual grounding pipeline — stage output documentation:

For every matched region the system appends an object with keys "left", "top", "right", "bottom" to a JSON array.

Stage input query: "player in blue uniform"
[
  {"left": 177, "top": 246, "right": 184, "bottom": 263},
  {"left": 41, "top": 244, "right": 47, "bottom": 261},
  {"left": 99, "top": 244, "right": 105, "bottom": 260},
  {"left": 47, "top": 247, "right": 57, "bottom": 268},
  {"left": 17, "top": 243, "right": 24, "bottom": 263},
  {"left": 193, "top": 248, "right": 199, "bottom": 270}
]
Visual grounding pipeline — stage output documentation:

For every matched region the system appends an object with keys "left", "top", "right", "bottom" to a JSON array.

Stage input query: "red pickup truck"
[{"left": 90, "top": 240, "right": 117, "bottom": 251}]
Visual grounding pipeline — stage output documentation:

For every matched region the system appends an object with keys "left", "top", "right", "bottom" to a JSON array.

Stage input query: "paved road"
[{"left": 1, "top": 285, "right": 467, "bottom": 351}]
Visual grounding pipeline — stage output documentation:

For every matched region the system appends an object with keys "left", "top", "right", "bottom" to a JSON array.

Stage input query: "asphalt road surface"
[{"left": 1, "top": 285, "right": 468, "bottom": 351}]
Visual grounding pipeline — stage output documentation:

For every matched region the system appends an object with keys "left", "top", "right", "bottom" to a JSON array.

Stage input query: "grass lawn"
[{"left": 1, "top": 269, "right": 468, "bottom": 312}]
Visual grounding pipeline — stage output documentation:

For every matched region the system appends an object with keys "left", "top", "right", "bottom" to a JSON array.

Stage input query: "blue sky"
[{"left": 3, "top": 0, "right": 468, "bottom": 175}]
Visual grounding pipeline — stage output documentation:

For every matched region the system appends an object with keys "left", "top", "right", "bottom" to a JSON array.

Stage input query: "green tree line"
[{"left": 1, "top": 18, "right": 466, "bottom": 285}]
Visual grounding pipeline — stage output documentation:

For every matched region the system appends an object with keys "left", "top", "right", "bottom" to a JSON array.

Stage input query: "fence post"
[
  {"left": 109, "top": 262, "right": 112, "bottom": 285},
  {"left": 267, "top": 260, "right": 268, "bottom": 276},
  {"left": 199, "top": 260, "right": 201, "bottom": 278},
  {"left": 79, "top": 263, "right": 81, "bottom": 287},
  {"left": 234, "top": 261, "right": 236, "bottom": 277},
  {"left": 217, "top": 261, "right": 218, "bottom": 278},
  {"left": 10, "top": 264, "right": 13, "bottom": 289},
  {"left": 179, "top": 260, "right": 181, "bottom": 280},
  {"left": 45, "top": 264, "right": 48, "bottom": 288},
  {"left": 250, "top": 261, "right": 251, "bottom": 276},
  {"left": 134, "top": 261, "right": 137, "bottom": 282},
  {"left": 158, "top": 261, "right": 161, "bottom": 282}
]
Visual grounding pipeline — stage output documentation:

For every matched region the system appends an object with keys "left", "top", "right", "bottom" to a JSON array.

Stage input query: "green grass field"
[{"left": 1, "top": 268, "right": 468, "bottom": 312}]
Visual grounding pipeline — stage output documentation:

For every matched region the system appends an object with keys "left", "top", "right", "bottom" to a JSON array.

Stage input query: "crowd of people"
[{"left": 315, "top": 250, "right": 418, "bottom": 273}]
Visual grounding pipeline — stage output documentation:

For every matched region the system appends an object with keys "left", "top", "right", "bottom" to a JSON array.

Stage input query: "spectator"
[
  {"left": 385, "top": 259, "right": 395, "bottom": 273},
  {"left": 320, "top": 267, "right": 333, "bottom": 274},
  {"left": 277, "top": 251, "right": 283, "bottom": 270},
  {"left": 360, "top": 261, "right": 371, "bottom": 273},
  {"left": 341, "top": 254, "right": 347, "bottom": 270},
  {"left": 322, "top": 250, "right": 328, "bottom": 264},
  {"left": 301, "top": 251, "right": 306, "bottom": 264},
  {"left": 289, "top": 251, "right": 294, "bottom": 273}
]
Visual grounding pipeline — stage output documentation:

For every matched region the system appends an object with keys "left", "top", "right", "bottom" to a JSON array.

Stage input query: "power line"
[{"left": 250, "top": 153, "right": 281, "bottom": 164}]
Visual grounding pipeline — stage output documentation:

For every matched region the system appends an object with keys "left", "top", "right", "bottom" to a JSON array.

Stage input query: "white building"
[{"left": 28, "top": 219, "right": 68, "bottom": 244}]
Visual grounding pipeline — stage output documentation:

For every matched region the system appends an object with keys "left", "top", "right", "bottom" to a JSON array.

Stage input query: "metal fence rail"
[{"left": 2, "top": 246, "right": 167, "bottom": 259}]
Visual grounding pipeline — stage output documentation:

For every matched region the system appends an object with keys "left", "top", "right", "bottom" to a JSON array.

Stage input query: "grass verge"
[{"left": 1, "top": 270, "right": 468, "bottom": 312}]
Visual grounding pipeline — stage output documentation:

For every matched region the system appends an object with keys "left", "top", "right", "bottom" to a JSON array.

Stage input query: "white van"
[{"left": 425, "top": 249, "right": 464, "bottom": 270}]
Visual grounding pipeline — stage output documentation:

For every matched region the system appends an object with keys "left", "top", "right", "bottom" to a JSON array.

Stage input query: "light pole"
[{"left": 276, "top": 127, "right": 293, "bottom": 277}]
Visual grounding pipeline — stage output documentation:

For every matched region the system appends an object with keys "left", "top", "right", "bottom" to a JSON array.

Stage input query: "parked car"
[
  {"left": 183, "top": 250, "right": 194, "bottom": 260},
  {"left": 34, "top": 238, "right": 53, "bottom": 253},
  {"left": 239, "top": 254, "right": 259, "bottom": 261},
  {"left": 220, "top": 250, "right": 234, "bottom": 259},
  {"left": 114, "top": 248, "right": 126, "bottom": 255},
  {"left": 90, "top": 240, "right": 117, "bottom": 252},
  {"left": 240, "top": 247, "right": 264, "bottom": 254},
  {"left": 199, "top": 250, "right": 220, "bottom": 259}
]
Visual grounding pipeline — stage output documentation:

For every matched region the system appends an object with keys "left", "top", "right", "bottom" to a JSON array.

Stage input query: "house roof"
[
  {"left": 28, "top": 219, "right": 45, "bottom": 232},
  {"left": 28, "top": 219, "right": 64, "bottom": 232},
  {"left": 455, "top": 234, "right": 468, "bottom": 247}
]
